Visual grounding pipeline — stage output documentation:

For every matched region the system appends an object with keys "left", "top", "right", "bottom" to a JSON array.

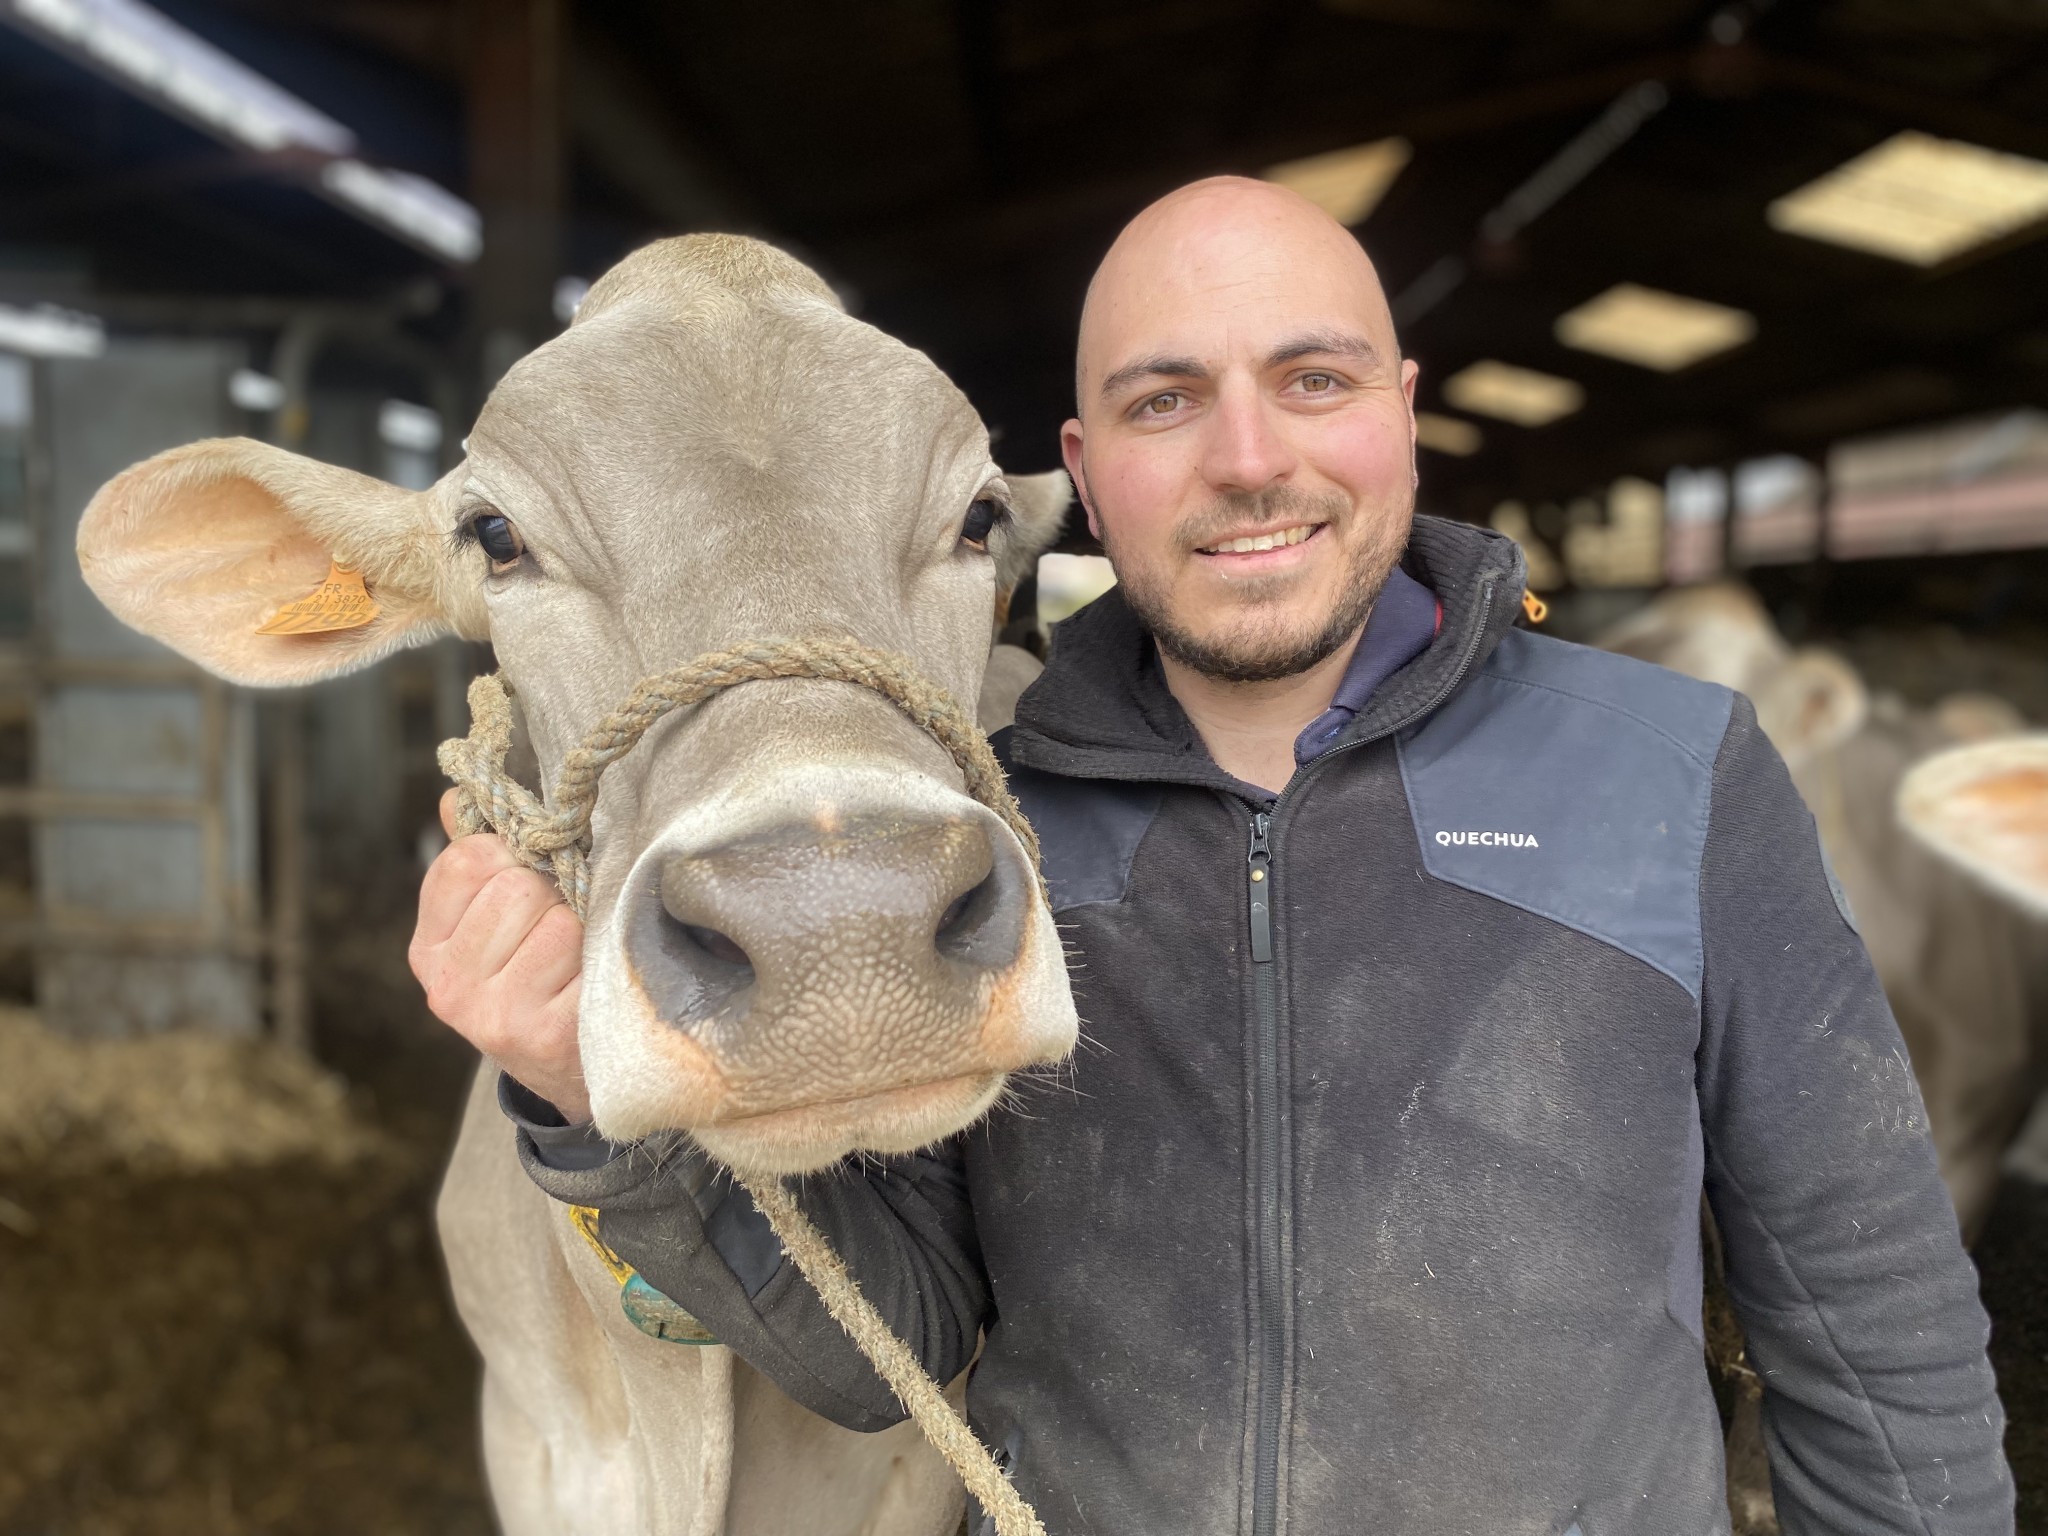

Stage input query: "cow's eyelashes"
[
  {"left": 457, "top": 509, "right": 527, "bottom": 572},
  {"left": 961, "top": 497, "right": 1007, "bottom": 552}
]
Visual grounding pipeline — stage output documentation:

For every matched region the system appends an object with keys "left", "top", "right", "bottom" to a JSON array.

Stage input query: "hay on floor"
[{"left": 0, "top": 1007, "right": 383, "bottom": 1175}]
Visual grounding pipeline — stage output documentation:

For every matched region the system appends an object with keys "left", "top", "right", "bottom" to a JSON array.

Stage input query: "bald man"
[{"left": 416, "top": 180, "right": 2012, "bottom": 1533}]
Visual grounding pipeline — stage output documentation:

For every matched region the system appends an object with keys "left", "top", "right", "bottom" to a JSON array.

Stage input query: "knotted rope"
[{"left": 438, "top": 637, "right": 1046, "bottom": 1536}]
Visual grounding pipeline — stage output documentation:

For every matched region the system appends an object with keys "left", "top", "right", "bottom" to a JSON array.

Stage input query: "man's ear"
[
  {"left": 994, "top": 469, "right": 1074, "bottom": 593},
  {"left": 1058, "top": 419, "right": 1101, "bottom": 544},
  {"left": 77, "top": 436, "right": 484, "bottom": 688},
  {"left": 1402, "top": 361, "right": 1421, "bottom": 489}
]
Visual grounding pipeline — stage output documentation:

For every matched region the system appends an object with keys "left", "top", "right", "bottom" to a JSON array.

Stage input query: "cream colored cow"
[
  {"left": 1899, "top": 735, "right": 2048, "bottom": 1189},
  {"left": 75, "top": 235, "right": 1080, "bottom": 1535},
  {"left": 1900, "top": 734, "right": 2048, "bottom": 918},
  {"left": 1599, "top": 583, "right": 2039, "bottom": 1239}
]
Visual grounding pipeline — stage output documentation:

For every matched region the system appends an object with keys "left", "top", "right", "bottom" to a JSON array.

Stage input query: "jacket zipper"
[
  {"left": 1245, "top": 810, "right": 1283, "bottom": 1536},
  {"left": 1238, "top": 578, "right": 1496, "bottom": 1536}
]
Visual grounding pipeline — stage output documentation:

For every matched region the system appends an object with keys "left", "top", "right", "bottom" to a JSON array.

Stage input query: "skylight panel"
[
  {"left": 1767, "top": 130, "right": 2048, "bottom": 266},
  {"left": 1262, "top": 138, "right": 1412, "bottom": 226},
  {"left": 0, "top": 302, "right": 105, "bottom": 358},
  {"left": 321, "top": 160, "right": 481, "bottom": 264},
  {"left": 1414, "top": 411, "right": 1482, "bottom": 456},
  {"left": 1554, "top": 284, "right": 1755, "bottom": 372},
  {"left": 6, "top": 0, "right": 355, "bottom": 155},
  {"left": 0, "top": 0, "right": 481, "bottom": 262},
  {"left": 1442, "top": 361, "right": 1583, "bottom": 427}
]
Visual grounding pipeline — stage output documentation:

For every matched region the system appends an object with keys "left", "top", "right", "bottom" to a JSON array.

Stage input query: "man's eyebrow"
[
  {"left": 1099, "top": 354, "right": 1209, "bottom": 399},
  {"left": 1263, "top": 330, "right": 1383, "bottom": 369}
]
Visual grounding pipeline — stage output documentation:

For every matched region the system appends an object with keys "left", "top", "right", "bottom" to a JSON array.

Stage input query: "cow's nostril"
[
  {"left": 936, "top": 887, "right": 974, "bottom": 937},
  {"left": 679, "top": 921, "right": 752, "bottom": 971},
  {"left": 934, "top": 871, "right": 1000, "bottom": 959},
  {"left": 625, "top": 879, "right": 759, "bottom": 1032}
]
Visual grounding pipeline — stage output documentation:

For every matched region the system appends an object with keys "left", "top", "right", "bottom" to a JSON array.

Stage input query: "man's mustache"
[{"left": 1176, "top": 488, "right": 1348, "bottom": 552}]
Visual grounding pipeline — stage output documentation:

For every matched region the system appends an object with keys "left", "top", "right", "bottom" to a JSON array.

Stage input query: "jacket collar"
[{"left": 1004, "top": 514, "right": 1527, "bottom": 792}]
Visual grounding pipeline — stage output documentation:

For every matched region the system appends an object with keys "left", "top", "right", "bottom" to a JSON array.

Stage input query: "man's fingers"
[
  {"left": 503, "top": 902, "right": 584, "bottom": 1001},
  {"left": 436, "top": 864, "right": 568, "bottom": 986},
  {"left": 439, "top": 787, "right": 461, "bottom": 839},
  {"left": 415, "top": 833, "right": 526, "bottom": 950}
]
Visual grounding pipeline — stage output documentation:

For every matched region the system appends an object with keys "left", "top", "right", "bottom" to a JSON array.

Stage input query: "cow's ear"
[
  {"left": 1753, "top": 647, "right": 1866, "bottom": 768},
  {"left": 994, "top": 469, "right": 1073, "bottom": 593},
  {"left": 1898, "top": 735, "right": 2048, "bottom": 920},
  {"left": 77, "top": 437, "right": 483, "bottom": 688}
]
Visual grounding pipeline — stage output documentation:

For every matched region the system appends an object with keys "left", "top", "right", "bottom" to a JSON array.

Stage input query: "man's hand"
[{"left": 411, "top": 789, "right": 591, "bottom": 1122}]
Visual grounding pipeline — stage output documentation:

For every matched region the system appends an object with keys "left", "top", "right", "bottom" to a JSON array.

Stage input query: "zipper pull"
[{"left": 1247, "top": 811, "right": 1273, "bottom": 963}]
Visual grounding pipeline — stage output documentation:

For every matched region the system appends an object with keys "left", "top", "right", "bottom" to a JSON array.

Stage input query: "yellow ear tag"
[{"left": 255, "top": 559, "right": 380, "bottom": 636}]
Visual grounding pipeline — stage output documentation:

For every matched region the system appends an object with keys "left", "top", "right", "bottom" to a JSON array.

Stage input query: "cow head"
[
  {"left": 1596, "top": 581, "right": 1867, "bottom": 770},
  {"left": 1898, "top": 735, "right": 2048, "bottom": 923},
  {"left": 77, "top": 234, "right": 1079, "bottom": 1174}
]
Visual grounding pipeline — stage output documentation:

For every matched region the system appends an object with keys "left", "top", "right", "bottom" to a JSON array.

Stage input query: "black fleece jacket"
[{"left": 510, "top": 516, "right": 2012, "bottom": 1536}]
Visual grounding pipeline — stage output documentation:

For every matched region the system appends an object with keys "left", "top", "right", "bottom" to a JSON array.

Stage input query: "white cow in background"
[
  {"left": 1598, "top": 584, "right": 2043, "bottom": 1239},
  {"left": 1900, "top": 735, "right": 2048, "bottom": 1187}
]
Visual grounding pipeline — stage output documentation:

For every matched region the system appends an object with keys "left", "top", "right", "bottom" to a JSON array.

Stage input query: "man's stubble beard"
[{"left": 1104, "top": 485, "right": 1414, "bottom": 684}]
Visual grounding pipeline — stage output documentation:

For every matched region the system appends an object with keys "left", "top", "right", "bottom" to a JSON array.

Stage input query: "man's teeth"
[{"left": 1205, "top": 524, "right": 1315, "bottom": 554}]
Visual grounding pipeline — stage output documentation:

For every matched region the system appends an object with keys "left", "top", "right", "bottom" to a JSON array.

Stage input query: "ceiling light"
[
  {"left": 0, "top": 301, "right": 106, "bottom": 357},
  {"left": 1442, "top": 361, "right": 1583, "bottom": 427},
  {"left": 4, "top": 0, "right": 354, "bottom": 153},
  {"left": 1555, "top": 283, "right": 1755, "bottom": 371},
  {"left": 553, "top": 276, "right": 591, "bottom": 325},
  {"left": 1, "top": 0, "right": 481, "bottom": 264},
  {"left": 1414, "top": 411, "right": 1482, "bottom": 456},
  {"left": 1263, "top": 138, "right": 1412, "bottom": 226},
  {"left": 228, "top": 367, "right": 285, "bottom": 412},
  {"left": 1768, "top": 130, "right": 2048, "bottom": 266},
  {"left": 378, "top": 399, "right": 441, "bottom": 454},
  {"left": 321, "top": 160, "right": 481, "bottom": 264}
]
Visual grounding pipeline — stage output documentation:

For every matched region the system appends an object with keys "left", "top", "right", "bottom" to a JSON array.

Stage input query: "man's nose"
[{"left": 1199, "top": 378, "right": 1297, "bottom": 495}]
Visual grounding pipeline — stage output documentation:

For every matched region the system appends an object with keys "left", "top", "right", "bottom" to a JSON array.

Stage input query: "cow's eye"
[
  {"left": 961, "top": 498, "right": 1004, "bottom": 551},
  {"left": 474, "top": 513, "right": 525, "bottom": 569}
]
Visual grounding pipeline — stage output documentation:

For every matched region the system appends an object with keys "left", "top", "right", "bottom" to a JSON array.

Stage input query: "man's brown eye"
[
  {"left": 474, "top": 512, "right": 524, "bottom": 568},
  {"left": 1146, "top": 393, "right": 1178, "bottom": 414},
  {"left": 962, "top": 498, "right": 1003, "bottom": 550},
  {"left": 1302, "top": 374, "right": 1332, "bottom": 392}
]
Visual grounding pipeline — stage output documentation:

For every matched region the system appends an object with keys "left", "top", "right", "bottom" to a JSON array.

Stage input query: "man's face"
[{"left": 1062, "top": 184, "right": 1420, "bottom": 682}]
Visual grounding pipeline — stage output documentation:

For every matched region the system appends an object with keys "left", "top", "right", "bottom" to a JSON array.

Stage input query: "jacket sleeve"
[
  {"left": 1697, "top": 697, "right": 2013, "bottom": 1533},
  {"left": 500, "top": 1077, "right": 989, "bottom": 1432}
]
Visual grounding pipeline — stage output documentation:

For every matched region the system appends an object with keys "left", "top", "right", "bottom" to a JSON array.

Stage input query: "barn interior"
[{"left": 0, "top": 1, "right": 2044, "bottom": 1531}]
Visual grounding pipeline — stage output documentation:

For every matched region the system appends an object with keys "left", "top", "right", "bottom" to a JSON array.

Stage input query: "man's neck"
[{"left": 1158, "top": 623, "right": 1366, "bottom": 796}]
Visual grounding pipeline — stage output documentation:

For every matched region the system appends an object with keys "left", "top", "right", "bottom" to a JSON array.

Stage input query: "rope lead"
[{"left": 438, "top": 637, "right": 1047, "bottom": 1536}]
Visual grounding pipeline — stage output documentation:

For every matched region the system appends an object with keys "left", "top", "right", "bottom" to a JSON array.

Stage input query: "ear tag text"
[{"left": 255, "top": 559, "right": 380, "bottom": 635}]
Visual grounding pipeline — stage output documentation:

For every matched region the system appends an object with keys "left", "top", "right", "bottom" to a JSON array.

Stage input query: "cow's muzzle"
[{"left": 619, "top": 805, "right": 1036, "bottom": 1122}]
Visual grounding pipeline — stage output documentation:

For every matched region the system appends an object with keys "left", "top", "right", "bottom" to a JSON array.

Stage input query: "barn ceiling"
[{"left": 4, "top": 0, "right": 2048, "bottom": 522}]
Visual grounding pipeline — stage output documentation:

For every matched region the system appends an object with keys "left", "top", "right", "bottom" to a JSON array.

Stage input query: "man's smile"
[{"left": 1193, "top": 520, "right": 1329, "bottom": 571}]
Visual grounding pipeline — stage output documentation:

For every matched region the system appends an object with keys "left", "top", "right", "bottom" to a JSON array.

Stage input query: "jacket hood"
[{"left": 1007, "top": 513, "right": 1528, "bottom": 788}]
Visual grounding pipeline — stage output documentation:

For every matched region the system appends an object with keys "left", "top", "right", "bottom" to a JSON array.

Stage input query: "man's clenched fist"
[{"left": 411, "top": 789, "right": 592, "bottom": 1122}]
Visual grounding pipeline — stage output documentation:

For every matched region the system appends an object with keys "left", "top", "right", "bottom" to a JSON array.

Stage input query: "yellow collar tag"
[{"left": 255, "top": 559, "right": 380, "bottom": 635}]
